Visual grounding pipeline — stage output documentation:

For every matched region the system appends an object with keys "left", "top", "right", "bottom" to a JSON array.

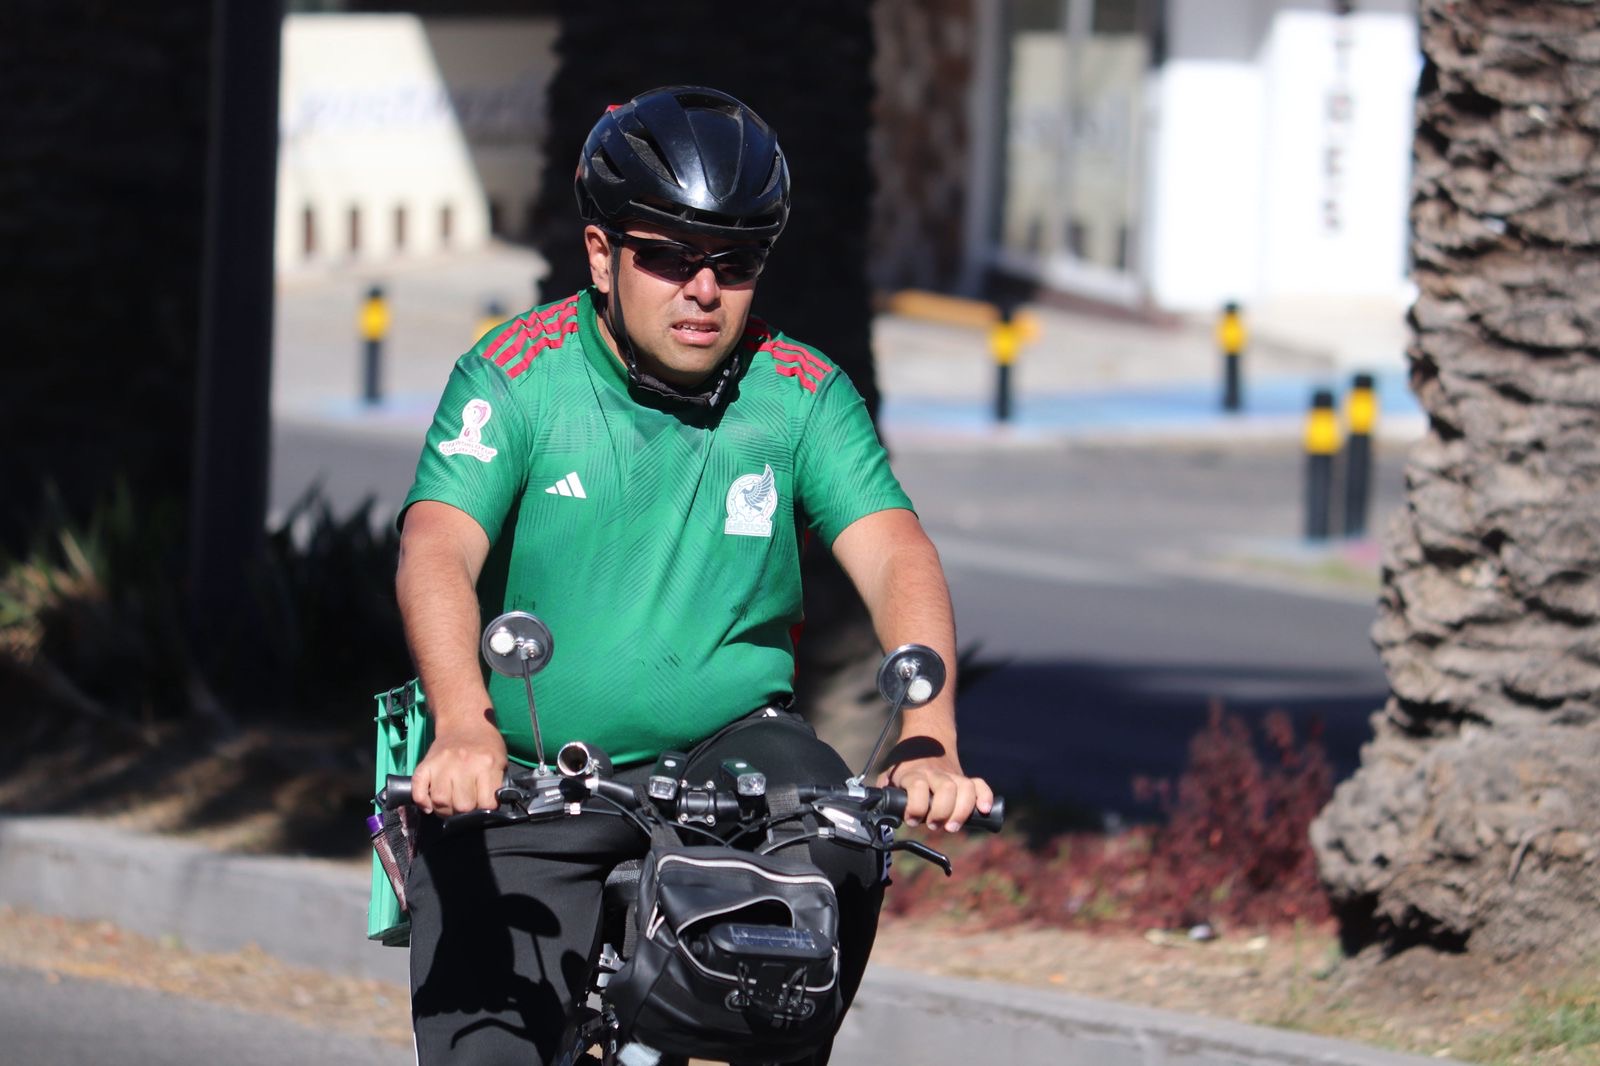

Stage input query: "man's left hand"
[{"left": 880, "top": 754, "right": 993, "bottom": 832}]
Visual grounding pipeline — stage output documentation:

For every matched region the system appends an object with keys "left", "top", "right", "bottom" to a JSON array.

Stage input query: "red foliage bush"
[
  {"left": 1134, "top": 701, "right": 1333, "bottom": 928},
  {"left": 883, "top": 703, "right": 1334, "bottom": 932}
]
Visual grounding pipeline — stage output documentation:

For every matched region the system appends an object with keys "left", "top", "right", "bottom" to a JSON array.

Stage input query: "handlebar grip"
[
  {"left": 872, "top": 786, "right": 1001, "bottom": 831},
  {"left": 381, "top": 774, "right": 413, "bottom": 810},
  {"left": 962, "top": 795, "right": 1005, "bottom": 833}
]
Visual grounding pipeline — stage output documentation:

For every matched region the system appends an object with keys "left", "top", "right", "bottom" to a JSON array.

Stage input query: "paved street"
[
  {"left": 891, "top": 443, "right": 1401, "bottom": 814},
  {"left": 0, "top": 966, "right": 405, "bottom": 1066}
]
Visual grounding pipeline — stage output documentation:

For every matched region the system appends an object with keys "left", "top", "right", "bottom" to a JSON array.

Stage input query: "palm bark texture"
[{"left": 1312, "top": 0, "right": 1600, "bottom": 959}]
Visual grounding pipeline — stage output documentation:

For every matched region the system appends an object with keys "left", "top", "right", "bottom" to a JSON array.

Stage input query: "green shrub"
[{"left": 0, "top": 483, "right": 412, "bottom": 747}]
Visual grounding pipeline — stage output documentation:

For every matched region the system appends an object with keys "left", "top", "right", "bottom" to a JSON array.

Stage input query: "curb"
[
  {"left": 0, "top": 816, "right": 1453, "bottom": 1066},
  {"left": 837, "top": 969, "right": 1446, "bottom": 1066},
  {"left": 0, "top": 815, "right": 406, "bottom": 985}
]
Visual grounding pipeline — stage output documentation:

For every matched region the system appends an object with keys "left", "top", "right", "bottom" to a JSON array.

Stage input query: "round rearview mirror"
[
  {"left": 875, "top": 644, "right": 945, "bottom": 708},
  {"left": 481, "top": 611, "right": 555, "bottom": 678}
]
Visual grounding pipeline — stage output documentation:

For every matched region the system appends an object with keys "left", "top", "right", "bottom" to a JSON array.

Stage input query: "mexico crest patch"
[{"left": 725, "top": 464, "right": 777, "bottom": 538}]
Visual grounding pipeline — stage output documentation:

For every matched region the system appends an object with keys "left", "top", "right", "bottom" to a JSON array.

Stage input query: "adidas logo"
[{"left": 544, "top": 472, "right": 587, "bottom": 498}]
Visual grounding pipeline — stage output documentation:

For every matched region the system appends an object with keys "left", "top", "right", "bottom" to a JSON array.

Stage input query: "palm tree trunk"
[{"left": 1312, "top": 0, "right": 1600, "bottom": 960}]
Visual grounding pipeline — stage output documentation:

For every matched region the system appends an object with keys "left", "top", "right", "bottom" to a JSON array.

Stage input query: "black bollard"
[
  {"left": 360, "top": 284, "right": 390, "bottom": 405},
  {"left": 1218, "top": 301, "right": 1246, "bottom": 412},
  {"left": 1343, "top": 372, "right": 1377, "bottom": 537},
  {"left": 990, "top": 307, "right": 1019, "bottom": 423},
  {"left": 1305, "top": 388, "right": 1340, "bottom": 540}
]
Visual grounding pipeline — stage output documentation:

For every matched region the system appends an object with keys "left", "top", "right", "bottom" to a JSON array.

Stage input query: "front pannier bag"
[{"left": 606, "top": 844, "right": 842, "bottom": 1063}]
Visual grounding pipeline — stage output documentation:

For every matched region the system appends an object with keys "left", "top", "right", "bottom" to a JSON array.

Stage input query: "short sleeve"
[
  {"left": 793, "top": 370, "right": 914, "bottom": 547},
  {"left": 399, "top": 356, "right": 531, "bottom": 545}
]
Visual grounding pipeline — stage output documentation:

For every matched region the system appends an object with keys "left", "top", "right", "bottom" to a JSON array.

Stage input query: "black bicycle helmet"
[{"left": 576, "top": 86, "right": 790, "bottom": 243}]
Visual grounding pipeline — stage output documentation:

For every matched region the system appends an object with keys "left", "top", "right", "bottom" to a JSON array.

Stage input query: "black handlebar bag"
[{"left": 606, "top": 844, "right": 842, "bottom": 1062}]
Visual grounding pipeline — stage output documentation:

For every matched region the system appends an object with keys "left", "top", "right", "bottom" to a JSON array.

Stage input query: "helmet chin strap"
[{"left": 604, "top": 246, "right": 737, "bottom": 410}]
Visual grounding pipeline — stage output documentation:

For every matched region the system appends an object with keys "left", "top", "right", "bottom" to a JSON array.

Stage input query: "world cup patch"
[
  {"left": 725, "top": 464, "right": 777, "bottom": 538},
  {"left": 439, "top": 398, "right": 499, "bottom": 462}
]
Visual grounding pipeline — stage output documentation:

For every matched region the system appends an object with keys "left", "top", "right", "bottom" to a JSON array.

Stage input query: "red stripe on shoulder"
[
  {"left": 483, "top": 318, "right": 530, "bottom": 366},
  {"left": 482, "top": 295, "right": 581, "bottom": 378},
  {"left": 773, "top": 363, "right": 818, "bottom": 393},
  {"left": 759, "top": 335, "right": 832, "bottom": 393},
  {"left": 768, "top": 339, "right": 831, "bottom": 376}
]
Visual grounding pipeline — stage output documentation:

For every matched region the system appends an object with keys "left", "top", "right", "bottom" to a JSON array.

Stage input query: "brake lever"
[{"left": 889, "top": 839, "right": 953, "bottom": 877}]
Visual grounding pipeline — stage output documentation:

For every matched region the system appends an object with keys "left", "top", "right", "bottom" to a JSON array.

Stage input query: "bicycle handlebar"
[{"left": 379, "top": 772, "right": 1004, "bottom": 833}]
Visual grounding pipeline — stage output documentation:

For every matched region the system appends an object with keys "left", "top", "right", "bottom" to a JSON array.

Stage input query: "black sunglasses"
[{"left": 603, "top": 229, "right": 769, "bottom": 286}]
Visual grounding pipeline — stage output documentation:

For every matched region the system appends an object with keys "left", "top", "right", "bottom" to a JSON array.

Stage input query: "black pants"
[{"left": 407, "top": 710, "right": 884, "bottom": 1066}]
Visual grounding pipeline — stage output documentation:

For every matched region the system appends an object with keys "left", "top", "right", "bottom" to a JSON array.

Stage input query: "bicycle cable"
[
  {"left": 753, "top": 830, "right": 839, "bottom": 857},
  {"left": 728, "top": 801, "right": 889, "bottom": 848},
  {"left": 660, "top": 820, "right": 734, "bottom": 846},
  {"left": 726, "top": 811, "right": 810, "bottom": 846},
  {"left": 582, "top": 795, "right": 658, "bottom": 841},
  {"left": 587, "top": 791, "right": 732, "bottom": 847}
]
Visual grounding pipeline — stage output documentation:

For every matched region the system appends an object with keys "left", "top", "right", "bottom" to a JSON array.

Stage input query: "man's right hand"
[{"left": 411, "top": 720, "right": 508, "bottom": 817}]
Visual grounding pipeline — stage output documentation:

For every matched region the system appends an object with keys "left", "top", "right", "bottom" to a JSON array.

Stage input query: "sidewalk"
[
  {"left": 871, "top": 294, "right": 1422, "bottom": 448},
  {"left": 273, "top": 245, "right": 1425, "bottom": 450},
  {"left": 0, "top": 815, "right": 1455, "bottom": 1066}
]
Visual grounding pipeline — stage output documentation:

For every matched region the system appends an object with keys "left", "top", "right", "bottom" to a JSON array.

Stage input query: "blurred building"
[
  {"left": 874, "top": 0, "right": 1418, "bottom": 313},
  {"left": 276, "top": 1, "right": 1418, "bottom": 313},
  {"left": 275, "top": 14, "right": 555, "bottom": 270}
]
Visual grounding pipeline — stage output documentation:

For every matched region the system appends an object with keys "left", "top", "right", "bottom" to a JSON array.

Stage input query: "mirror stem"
[
  {"left": 522, "top": 661, "right": 548, "bottom": 774},
  {"left": 850, "top": 692, "right": 907, "bottom": 788}
]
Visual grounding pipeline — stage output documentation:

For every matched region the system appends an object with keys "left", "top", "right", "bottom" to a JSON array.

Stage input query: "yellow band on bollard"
[
  {"left": 990, "top": 322, "right": 1020, "bottom": 366},
  {"left": 1347, "top": 388, "right": 1377, "bottom": 435},
  {"left": 1305, "top": 409, "right": 1341, "bottom": 455},
  {"left": 1217, "top": 312, "right": 1246, "bottom": 356},
  {"left": 360, "top": 298, "right": 391, "bottom": 342}
]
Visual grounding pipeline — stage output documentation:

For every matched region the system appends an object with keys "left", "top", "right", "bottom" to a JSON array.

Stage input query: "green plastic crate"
[{"left": 368, "top": 678, "right": 432, "bottom": 946}]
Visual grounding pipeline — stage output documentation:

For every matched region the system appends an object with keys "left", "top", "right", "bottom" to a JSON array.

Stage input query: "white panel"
[
  {"left": 1145, "top": 0, "right": 1417, "bottom": 312},
  {"left": 1145, "top": 59, "right": 1266, "bottom": 311},
  {"left": 274, "top": 14, "right": 556, "bottom": 271},
  {"left": 1258, "top": 10, "right": 1418, "bottom": 298}
]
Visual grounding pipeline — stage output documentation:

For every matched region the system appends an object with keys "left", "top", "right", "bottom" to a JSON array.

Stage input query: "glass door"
[{"left": 998, "top": 0, "right": 1152, "bottom": 298}]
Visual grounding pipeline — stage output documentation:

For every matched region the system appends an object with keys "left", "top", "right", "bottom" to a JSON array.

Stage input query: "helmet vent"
[
  {"left": 759, "top": 156, "right": 783, "bottom": 197},
  {"left": 625, "top": 130, "right": 679, "bottom": 187},
  {"left": 589, "top": 148, "right": 622, "bottom": 185}
]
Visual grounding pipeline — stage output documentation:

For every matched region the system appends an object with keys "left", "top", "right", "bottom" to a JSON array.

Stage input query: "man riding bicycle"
[{"left": 395, "top": 85, "right": 993, "bottom": 1066}]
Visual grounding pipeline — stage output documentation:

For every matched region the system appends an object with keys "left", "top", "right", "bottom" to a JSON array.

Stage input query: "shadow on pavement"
[{"left": 954, "top": 658, "right": 1382, "bottom": 819}]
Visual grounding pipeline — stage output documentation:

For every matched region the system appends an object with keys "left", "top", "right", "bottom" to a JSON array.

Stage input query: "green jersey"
[{"left": 402, "top": 288, "right": 912, "bottom": 767}]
